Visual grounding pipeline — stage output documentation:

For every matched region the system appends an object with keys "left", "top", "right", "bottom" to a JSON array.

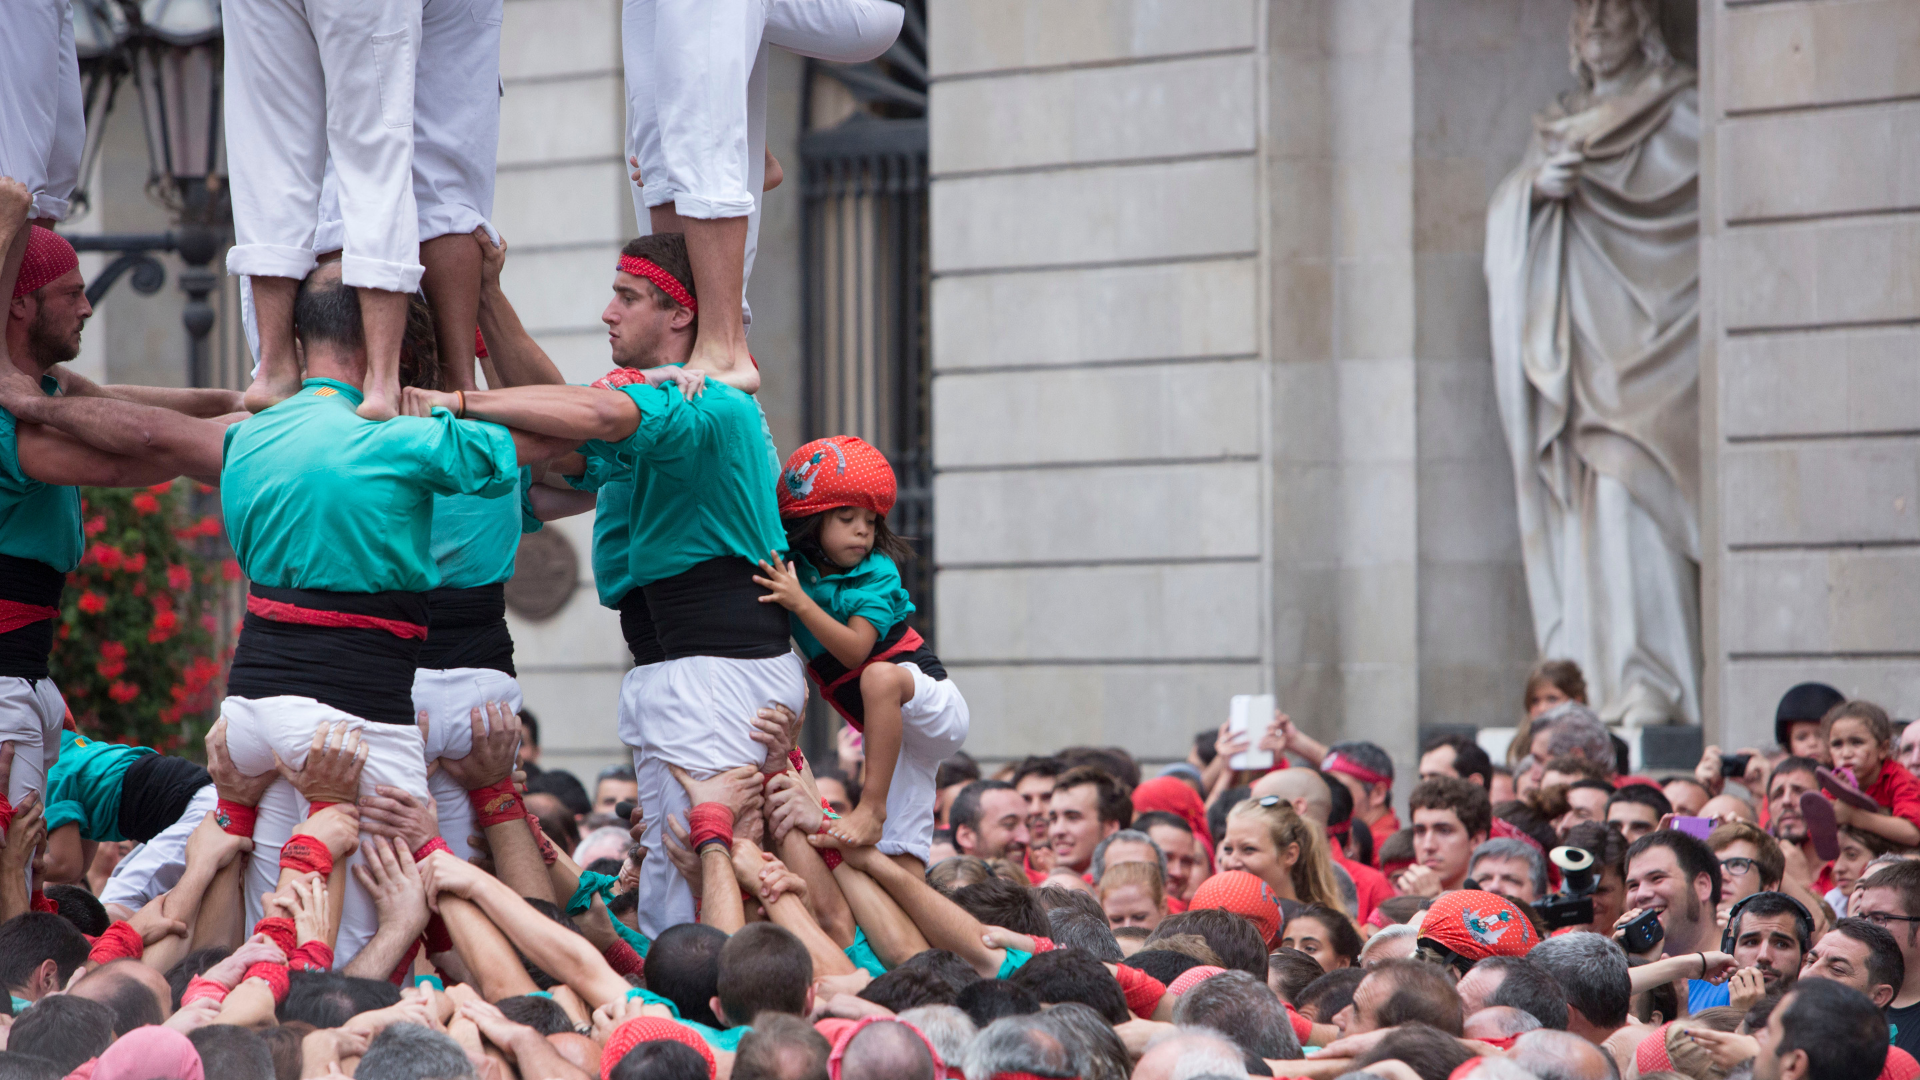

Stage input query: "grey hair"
[
  {"left": 1047, "top": 909, "right": 1124, "bottom": 962},
  {"left": 1141, "top": 1025, "right": 1252, "bottom": 1080},
  {"left": 1090, "top": 829, "right": 1165, "bottom": 882},
  {"left": 1466, "top": 1004, "right": 1544, "bottom": 1038},
  {"left": 896, "top": 1005, "right": 976, "bottom": 1073},
  {"left": 1539, "top": 703, "right": 1614, "bottom": 770},
  {"left": 356, "top": 1023, "right": 475, "bottom": 1080},
  {"left": 961, "top": 1015, "right": 1077, "bottom": 1080},
  {"left": 1470, "top": 837, "right": 1549, "bottom": 898},
  {"left": 1358, "top": 923, "right": 1417, "bottom": 964},
  {"left": 1171, "top": 969, "right": 1300, "bottom": 1061},
  {"left": 1509, "top": 1028, "right": 1624, "bottom": 1080},
  {"left": 1033, "top": 1002, "right": 1131, "bottom": 1080},
  {"left": 1527, "top": 932, "right": 1631, "bottom": 1029},
  {"left": 1445, "top": 1060, "right": 1542, "bottom": 1080}
]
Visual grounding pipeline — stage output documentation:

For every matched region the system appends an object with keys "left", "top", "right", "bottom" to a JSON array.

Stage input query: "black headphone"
[{"left": 1720, "top": 891, "right": 1814, "bottom": 954}]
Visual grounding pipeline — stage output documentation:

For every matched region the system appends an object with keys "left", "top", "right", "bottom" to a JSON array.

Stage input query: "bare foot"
[
  {"left": 356, "top": 385, "right": 399, "bottom": 422},
  {"left": 828, "top": 804, "right": 885, "bottom": 849},
  {"left": 689, "top": 336, "right": 760, "bottom": 395},
  {"left": 242, "top": 369, "right": 303, "bottom": 413}
]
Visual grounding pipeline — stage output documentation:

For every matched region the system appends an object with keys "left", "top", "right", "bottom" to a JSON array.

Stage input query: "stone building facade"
[{"left": 926, "top": 0, "right": 1920, "bottom": 777}]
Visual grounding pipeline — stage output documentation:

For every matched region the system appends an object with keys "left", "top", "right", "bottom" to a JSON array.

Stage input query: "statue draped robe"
[{"left": 1486, "top": 62, "right": 1702, "bottom": 727}]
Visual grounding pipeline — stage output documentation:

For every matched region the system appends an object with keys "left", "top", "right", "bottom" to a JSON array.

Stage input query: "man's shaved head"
[
  {"left": 1251, "top": 769, "right": 1332, "bottom": 825},
  {"left": 840, "top": 1021, "right": 934, "bottom": 1080},
  {"left": 1508, "top": 1029, "right": 1617, "bottom": 1080}
]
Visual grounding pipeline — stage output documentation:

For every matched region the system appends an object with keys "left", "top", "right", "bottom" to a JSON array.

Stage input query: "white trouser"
[
  {"left": 413, "top": 667, "right": 521, "bottom": 862},
  {"left": 100, "top": 784, "right": 219, "bottom": 912},
  {"left": 627, "top": 653, "right": 804, "bottom": 937},
  {"left": 0, "top": 676, "right": 67, "bottom": 891},
  {"left": 623, "top": 0, "right": 902, "bottom": 322},
  {"left": 220, "top": 695, "right": 431, "bottom": 968},
  {"left": 223, "top": 0, "right": 425, "bottom": 292},
  {"left": 313, "top": 0, "right": 503, "bottom": 255},
  {"left": 0, "top": 0, "right": 80, "bottom": 221},
  {"left": 872, "top": 663, "right": 969, "bottom": 863}
]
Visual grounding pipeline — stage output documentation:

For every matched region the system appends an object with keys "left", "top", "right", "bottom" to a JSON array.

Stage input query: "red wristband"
[
  {"left": 181, "top": 974, "right": 230, "bottom": 1006},
  {"left": 215, "top": 798, "right": 257, "bottom": 838},
  {"left": 307, "top": 800, "right": 338, "bottom": 814},
  {"left": 526, "top": 812, "right": 559, "bottom": 865},
  {"left": 686, "top": 802, "right": 735, "bottom": 854},
  {"left": 289, "top": 941, "right": 334, "bottom": 973},
  {"left": 254, "top": 916, "right": 298, "bottom": 957},
  {"left": 245, "top": 962, "right": 290, "bottom": 1004},
  {"left": 87, "top": 921, "right": 145, "bottom": 965},
  {"left": 819, "top": 847, "right": 844, "bottom": 871},
  {"left": 1030, "top": 936, "right": 1056, "bottom": 954},
  {"left": 1113, "top": 964, "right": 1166, "bottom": 1019},
  {"left": 29, "top": 890, "right": 54, "bottom": 914},
  {"left": 468, "top": 778, "right": 523, "bottom": 828},
  {"left": 604, "top": 939, "right": 645, "bottom": 978},
  {"left": 279, "top": 835, "right": 333, "bottom": 878},
  {"left": 413, "top": 836, "right": 452, "bottom": 862},
  {"left": 388, "top": 937, "right": 425, "bottom": 987},
  {"left": 0, "top": 794, "right": 16, "bottom": 834},
  {"left": 788, "top": 750, "right": 806, "bottom": 773}
]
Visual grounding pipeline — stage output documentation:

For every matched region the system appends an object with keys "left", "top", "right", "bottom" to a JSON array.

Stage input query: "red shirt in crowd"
[{"left": 1862, "top": 762, "right": 1920, "bottom": 829}]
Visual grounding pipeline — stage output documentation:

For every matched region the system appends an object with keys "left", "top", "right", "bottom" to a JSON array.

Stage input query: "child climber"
[{"left": 755, "top": 436, "right": 969, "bottom": 865}]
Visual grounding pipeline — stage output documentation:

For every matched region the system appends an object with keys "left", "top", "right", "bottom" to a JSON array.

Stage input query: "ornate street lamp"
[{"left": 63, "top": 0, "right": 228, "bottom": 388}]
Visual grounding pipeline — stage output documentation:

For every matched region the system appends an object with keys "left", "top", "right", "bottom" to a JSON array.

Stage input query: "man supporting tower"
[
  {"left": 0, "top": 0, "right": 84, "bottom": 377},
  {"left": 405, "top": 234, "right": 802, "bottom": 934},
  {"left": 217, "top": 262, "right": 566, "bottom": 963}
]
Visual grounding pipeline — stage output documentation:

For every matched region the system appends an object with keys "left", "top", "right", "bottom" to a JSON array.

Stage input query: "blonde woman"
[
  {"left": 1099, "top": 860, "right": 1169, "bottom": 932},
  {"left": 1218, "top": 796, "right": 1343, "bottom": 914}
]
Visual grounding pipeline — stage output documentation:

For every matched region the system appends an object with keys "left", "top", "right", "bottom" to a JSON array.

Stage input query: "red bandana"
[
  {"left": 618, "top": 255, "right": 696, "bottom": 312},
  {"left": 778, "top": 435, "right": 897, "bottom": 520},
  {"left": 14, "top": 227, "right": 77, "bottom": 299}
]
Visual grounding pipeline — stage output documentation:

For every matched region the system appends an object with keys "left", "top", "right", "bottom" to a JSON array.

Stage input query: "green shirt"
[
  {"left": 429, "top": 469, "right": 541, "bottom": 590},
  {"left": 0, "top": 375, "right": 83, "bottom": 573},
  {"left": 789, "top": 552, "right": 914, "bottom": 662},
  {"left": 582, "top": 381, "right": 784, "bottom": 590},
  {"left": 45, "top": 730, "right": 152, "bottom": 841},
  {"left": 845, "top": 927, "right": 887, "bottom": 978},
  {"left": 222, "top": 380, "right": 518, "bottom": 592},
  {"left": 624, "top": 988, "right": 749, "bottom": 1051},
  {"left": 566, "top": 453, "right": 638, "bottom": 609}
]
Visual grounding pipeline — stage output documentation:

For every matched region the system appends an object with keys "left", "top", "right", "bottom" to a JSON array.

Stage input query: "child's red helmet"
[{"left": 778, "top": 436, "right": 896, "bottom": 520}]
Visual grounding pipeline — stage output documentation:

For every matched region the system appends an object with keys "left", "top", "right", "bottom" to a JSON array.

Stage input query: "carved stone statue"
[{"left": 1486, "top": 0, "right": 1700, "bottom": 727}]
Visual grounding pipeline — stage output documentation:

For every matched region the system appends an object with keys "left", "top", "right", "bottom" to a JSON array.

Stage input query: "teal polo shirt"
[
  {"left": 44, "top": 730, "right": 152, "bottom": 841},
  {"left": 0, "top": 375, "right": 83, "bottom": 573},
  {"left": 789, "top": 551, "right": 914, "bottom": 662},
  {"left": 222, "top": 379, "right": 518, "bottom": 591},
  {"left": 430, "top": 469, "right": 542, "bottom": 589}
]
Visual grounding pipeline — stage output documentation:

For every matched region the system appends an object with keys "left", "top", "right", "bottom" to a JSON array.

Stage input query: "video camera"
[{"left": 1531, "top": 845, "right": 1599, "bottom": 931}]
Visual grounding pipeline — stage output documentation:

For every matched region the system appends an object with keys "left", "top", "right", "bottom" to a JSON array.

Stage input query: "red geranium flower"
[
  {"left": 123, "top": 553, "right": 147, "bottom": 573},
  {"left": 167, "top": 564, "right": 192, "bottom": 590},
  {"left": 77, "top": 591, "right": 105, "bottom": 615},
  {"left": 108, "top": 681, "right": 139, "bottom": 704},
  {"left": 131, "top": 493, "right": 160, "bottom": 515}
]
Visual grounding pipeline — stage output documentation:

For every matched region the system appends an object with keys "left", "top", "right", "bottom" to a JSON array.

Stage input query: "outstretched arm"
[
  {"left": 15, "top": 421, "right": 200, "bottom": 487},
  {"left": 474, "top": 233, "right": 566, "bottom": 389},
  {"left": 15, "top": 398, "right": 232, "bottom": 484},
  {"left": 51, "top": 366, "right": 243, "bottom": 417},
  {"left": 421, "top": 852, "right": 631, "bottom": 1007},
  {"left": 406, "top": 384, "right": 640, "bottom": 445},
  {"left": 841, "top": 843, "right": 1004, "bottom": 977}
]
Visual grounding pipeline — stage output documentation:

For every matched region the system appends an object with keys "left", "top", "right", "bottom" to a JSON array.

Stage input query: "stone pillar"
[{"left": 1700, "top": 0, "right": 1920, "bottom": 745}]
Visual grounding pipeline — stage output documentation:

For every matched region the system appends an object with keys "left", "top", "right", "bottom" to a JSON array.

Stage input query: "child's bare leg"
[
  {"left": 420, "top": 233, "right": 480, "bottom": 392},
  {"left": 356, "top": 286, "right": 408, "bottom": 420},
  {"left": 830, "top": 664, "right": 914, "bottom": 848},
  {"left": 243, "top": 276, "right": 303, "bottom": 411}
]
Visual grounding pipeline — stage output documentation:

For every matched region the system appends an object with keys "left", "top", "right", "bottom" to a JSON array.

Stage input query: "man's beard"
[{"left": 26, "top": 308, "right": 79, "bottom": 365}]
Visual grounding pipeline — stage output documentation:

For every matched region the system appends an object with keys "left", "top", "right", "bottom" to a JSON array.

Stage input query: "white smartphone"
[{"left": 1227, "top": 694, "right": 1276, "bottom": 771}]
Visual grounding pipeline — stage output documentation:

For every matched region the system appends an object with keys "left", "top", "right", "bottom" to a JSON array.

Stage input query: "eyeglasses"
[
  {"left": 1860, "top": 911, "right": 1920, "bottom": 928},
  {"left": 1719, "top": 857, "right": 1757, "bottom": 877},
  {"left": 1255, "top": 796, "right": 1284, "bottom": 808}
]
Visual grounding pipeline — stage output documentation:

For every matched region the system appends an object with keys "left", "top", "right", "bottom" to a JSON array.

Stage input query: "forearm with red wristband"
[
  {"left": 87, "top": 921, "right": 144, "bottom": 964},
  {"left": 467, "top": 777, "right": 524, "bottom": 828},
  {"left": 279, "top": 835, "right": 333, "bottom": 878},
  {"left": 604, "top": 938, "right": 645, "bottom": 978},
  {"left": 30, "top": 890, "right": 54, "bottom": 914},
  {"left": 387, "top": 938, "right": 426, "bottom": 986},
  {"left": 413, "top": 836, "right": 452, "bottom": 862},
  {"left": 686, "top": 803, "right": 735, "bottom": 855},
  {"left": 215, "top": 798, "right": 258, "bottom": 838},
  {"left": 289, "top": 941, "right": 334, "bottom": 972},
  {"left": 244, "top": 962, "right": 291, "bottom": 1004},
  {"left": 0, "top": 793, "right": 15, "bottom": 834},
  {"left": 1112, "top": 963, "right": 1167, "bottom": 1019},
  {"left": 253, "top": 916, "right": 298, "bottom": 957},
  {"left": 525, "top": 813, "right": 559, "bottom": 865},
  {"left": 181, "top": 974, "right": 230, "bottom": 1006}
]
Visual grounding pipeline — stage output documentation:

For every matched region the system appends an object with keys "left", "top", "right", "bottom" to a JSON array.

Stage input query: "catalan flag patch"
[{"left": 312, "top": 387, "right": 338, "bottom": 397}]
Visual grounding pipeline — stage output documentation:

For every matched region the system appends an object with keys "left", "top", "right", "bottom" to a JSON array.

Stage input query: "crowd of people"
[{"left": 0, "top": 0, "right": 1913, "bottom": 1079}]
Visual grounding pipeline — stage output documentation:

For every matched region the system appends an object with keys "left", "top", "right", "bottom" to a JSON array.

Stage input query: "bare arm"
[
  {"left": 511, "top": 427, "right": 580, "bottom": 468},
  {"left": 754, "top": 559, "right": 876, "bottom": 670},
  {"left": 732, "top": 841, "right": 856, "bottom": 977},
  {"left": 14, "top": 421, "right": 194, "bottom": 487},
  {"left": 841, "top": 843, "right": 1003, "bottom": 977},
  {"left": 474, "top": 233, "right": 567, "bottom": 388},
  {"left": 51, "top": 366, "right": 243, "bottom": 417},
  {"left": 423, "top": 853, "right": 630, "bottom": 1007},
  {"left": 527, "top": 485, "right": 597, "bottom": 522},
  {"left": 407, "top": 384, "right": 639, "bottom": 445},
  {"left": 17, "top": 396, "right": 231, "bottom": 482},
  {"left": 439, "top": 703, "right": 554, "bottom": 905}
]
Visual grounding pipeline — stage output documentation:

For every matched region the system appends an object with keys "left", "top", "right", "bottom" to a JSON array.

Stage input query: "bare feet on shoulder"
[{"left": 242, "top": 368, "right": 304, "bottom": 413}]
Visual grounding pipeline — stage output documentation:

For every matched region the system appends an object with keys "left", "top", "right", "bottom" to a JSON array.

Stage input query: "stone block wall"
[{"left": 1702, "top": 0, "right": 1920, "bottom": 745}]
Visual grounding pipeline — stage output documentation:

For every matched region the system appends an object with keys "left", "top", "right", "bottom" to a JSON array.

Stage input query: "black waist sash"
[
  {"left": 617, "top": 590, "right": 665, "bottom": 666},
  {"left": 642, "top": 557, "right": 791, "bottom": 661},
  {"left": 227, "top": 585, "right": 427, "bottom": 725},
  {"left": 805, "top": 619, "right": 946, "bottom": 731},
  {"left": 418, "top": 584, "right": 515, "bottom": 675},
  {"left": 0, "top": 555, "right": 63, "bottom": 680}
]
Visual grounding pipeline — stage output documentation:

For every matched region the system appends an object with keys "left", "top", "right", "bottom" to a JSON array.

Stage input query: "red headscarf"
[
  {"left": 1131, "top": 776, "right": 1214, "bottom": 868},
  {"left": 778, "top": 436, "right": 896, "bottom": 521},
  {"left": 601, "top": 1017, "right": 715, "bottom": 1079},
  {"left": 1420, "top": 889, "right": 1539, "bottom": 962},
  {"left": 14, "top": 226, "right": 77, "bottom": 299},
  {"left": 1188, "top": 870, "right": 1284, "bottom": 948}
]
